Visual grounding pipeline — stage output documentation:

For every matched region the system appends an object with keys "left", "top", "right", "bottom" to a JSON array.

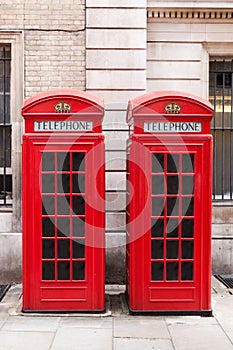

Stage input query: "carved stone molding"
[{"left": 148, "top": 8, "right": 233, "bottom": 21}]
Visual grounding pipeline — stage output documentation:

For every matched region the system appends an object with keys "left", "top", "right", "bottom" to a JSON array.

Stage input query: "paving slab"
[
  {"left": 165, "top": 315, "right": 217, "bottom": 326},
  {"left": 1, "top": 315, "right": 60, "bottom": 332},
  {"left": 213, "top": 293, "right": 233, "bottom": 343},
  {"left": 59, "top": 316, "right": 112, "bottom": 329},
  {"left": 114, "top": 317, "right": 170, "bottom": 339},
  {"left": 114, "top": 338, "right": 174, "bottom": 350},
  {"left": 168, "top": 323, "right": 233, "bottom": 350},
  {"left": 51, "top": 327, "right": 112, "bottom": 350},
  {"left": 0, "top": 331, "right": 54, "bottom": 350}
]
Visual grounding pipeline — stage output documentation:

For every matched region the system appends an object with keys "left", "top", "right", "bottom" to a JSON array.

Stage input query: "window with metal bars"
[
  {"left": 0, "top": 46, "right": 11, "bottom": 206},
  {"left": 209, "top": 60, "right": 233, "bottom": 200}
]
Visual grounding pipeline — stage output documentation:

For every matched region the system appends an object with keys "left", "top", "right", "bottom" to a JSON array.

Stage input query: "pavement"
[{"left": 0, "top": 278, "right": 233, "bottom": 350}]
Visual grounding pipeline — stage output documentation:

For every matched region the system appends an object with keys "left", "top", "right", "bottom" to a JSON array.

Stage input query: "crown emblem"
[
  {"left": 54, "top": 100, "right": 71, "bottom": 113},
  {"left": 164, "top": 102, "right": 181, "bottom": 114}
]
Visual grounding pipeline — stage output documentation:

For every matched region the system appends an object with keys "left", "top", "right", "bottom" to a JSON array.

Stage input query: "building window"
[
  {"left": 209, "top": 59, "right": 233, "bottom": 200},
  {"left": 0, "top": 45, "right": 11, "bottom": 206}
]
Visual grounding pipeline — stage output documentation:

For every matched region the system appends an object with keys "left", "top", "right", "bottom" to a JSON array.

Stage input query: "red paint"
[
  {"left": 126, "top": 91, "right": 213, "bottom": 314},
  {"left": 22, "top": 90, "right": 105, "bottom": 312}
]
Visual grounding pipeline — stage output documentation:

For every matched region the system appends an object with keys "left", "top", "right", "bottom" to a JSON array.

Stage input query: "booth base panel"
[
  {"left": 126, "top": 294, "right": 212, "bottom": 317},
  {"left": 22, "top": 307, "right": 106, "bottom": 314},
  {"left": 128, "top": 308, "right": 213, "bottom": 317}
]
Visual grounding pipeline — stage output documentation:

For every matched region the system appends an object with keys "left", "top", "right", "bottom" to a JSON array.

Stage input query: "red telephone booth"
[
  {"left": 126, "top": 91, "right": 213, "bottom": 315},
  {"left": 22, "top": 89, "right": 105, "bottom": 312}
]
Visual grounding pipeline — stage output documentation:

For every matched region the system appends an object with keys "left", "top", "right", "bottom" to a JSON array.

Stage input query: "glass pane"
[
  {"left": 42, "top": 262, "right": 55, "bottom": 280},
  {"left": 152, "top": 197, "right": 164, "bottom": 216},
  {"left": 42, "top": 240, "right": 55, "bottom": 259},
  {"left": 0, "top": 126, "right": 11, "bottom": 167},
  {"left": 0, "top": 95, "right": 10, "bottom": 124},
  {"left": 152, "top": 175, "right": 164, "bottom": 194},
  {"left": 166, "top": 218, "right": 178, "bottom": 237},
  {"left": 57, "top": 196, "right": 70, "bottom": 215},
  {"left": 166, "top": 241, "right": 178, "bottom": 259},
  {"left": 72, "top": 196, "right": 85, "bottom": 215},
  {"left": 57, "top": 152, "right": 70, "bottom": 171},
  {"left": 167, "top": 176, "right": 179, "bottom": 194},
  {"left": 182, "top": 154, "right": 194, "bottom": 173},
  {"left": 58, "top": 240, "right": 70, "bottom": 259},
  {"left": 181, "top": 262, "right": 193, "bottom": 280},
  {"left": 58, "top": 262, "right": 70, "bottom": 280},
  {"left": 182, "top": 176, "right": 194, "bottom": 195},
  {"left": 72, "top": 174, "right": 85, "bottom": 193},
  {"left": 57, "top": 218, "right": 70, "bottom": 237},
  {"left": 152, "top": 154, "right": 164, "bottom": 173},
  {"left": 151, "top": 240, "right": 164, "bottom": 259},
  {"left": 151, "top": 218, "right": 164, "bottom": 237},
  {"left": 167, "top": 197, "right": 179, "bottom": 216},
  {"left": 42, "top": 218, "right": 55, "bottom": 237},
  {"left": 72, "top": 240, "right": 85, "bottom": 258},
  {"left": 73, "top": 261, "right": 85, "bottom": 280},
  {"left": 182, "top": 241, "right": 194, "bottom": 259},
  {"left": 181, "top": 219, "right": 194, "bottom": 238},
  {"left": 182, "top": 197, "right": 194, "bottom": 216},
  {"left": 42, "top": 196, "right": 54, "bottom": 215},
  {"left": 167, "top": 154, "right": 179, "bottom": 173},
  {"left": 42, "top": 174, "right": 54, "bottom": 193},
  {"left": 57, "top": 174, "right": 70, "bottom": 193},
  {"left": 166, "top": 262, "right": 178, "bottom": 280},
  {"left": 72, "top": 152, "right": 85, "bottom": 171},
  {"left": 0, "top": 174, "right": 12, "bottom": 199},
  {"left": 151, "top": 262, "right": 164, "bottom": 281},
  {"left": 72, "top": 217, "right": 85, "bottom": 237},
  {"left": 42, "top": 153, "right": 54, "bottom": 171}
]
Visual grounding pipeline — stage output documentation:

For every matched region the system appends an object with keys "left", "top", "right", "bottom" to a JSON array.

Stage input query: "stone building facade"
[{"left": 0, "top": 0, "right": 233, "bottom": 282}]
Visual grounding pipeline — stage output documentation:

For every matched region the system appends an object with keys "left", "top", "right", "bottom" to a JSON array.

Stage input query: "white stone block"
[
  {"left": 147, "top": 61, "right": 201, "bottom": 79},
  {"left": 106, "top": 172, "right": 126, "bottom": 191},
  {"left": 87, "top": 9, "right": 146, "bottom": 28},
  {"left": 0, "top": 213, "right": 13, "bottom": 233},
  {"left": 104, "top": 130, "right": 128, "bottom": 150},
  {"left": 106, "top": 212, "right": 126, "bottom": 231},
  {"left": 147, "top": 79, "right": 202, "bottom": 97},
  {"left": 86, "top": 90, "right": 145, "bottom": 109},
  {"left": 86, "top": 70, "right": 146, "bottom": 89},
  {"left": 86, "top": 0, "right": 146, "bottom": 8},
  {"left": 86, "top": 49, "right": 146, "bottom": 69},
  {"left": 106, "top": 192, "right": 126, "bottom": 211},
  {"left": 86, "top": 29, "right": 146, "bottom": 49},
  {"left": 103, "top": 110, "right": 128, "bottom": 130},
  {"left": 147, "top": 42, "right": 202, "bottom": 61},
  {"left": 106, "top": 151, "right": 126, "bottom": 171},
  {"left": 0, "top": 233, "right": 21, "bottom": 282}
]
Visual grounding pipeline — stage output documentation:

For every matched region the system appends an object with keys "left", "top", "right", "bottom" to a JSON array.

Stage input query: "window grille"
[
  {"left": 0, "top": 46, "right": 11, "bottom": 206},
  {"left": 209, "top": 60, "right": 233, "bottom": 200}
]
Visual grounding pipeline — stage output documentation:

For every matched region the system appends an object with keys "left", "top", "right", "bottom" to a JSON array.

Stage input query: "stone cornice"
[{"left": 148, "top": 5, "right": 233, "bottom": 21}]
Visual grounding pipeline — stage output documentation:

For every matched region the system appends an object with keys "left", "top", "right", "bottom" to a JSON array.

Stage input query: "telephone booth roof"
[
  {"left": 22, "top": 89, "right": 104, "bottom": 116},
  {"left": 127, "top": 90, "right": 214, "bottom": 123}
]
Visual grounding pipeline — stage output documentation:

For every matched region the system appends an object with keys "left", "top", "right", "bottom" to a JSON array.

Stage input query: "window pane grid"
[
  {"left": 41, "top": 151, "right": 86, "bottom": 281},
  {"left": 151, "top": 153, "right": 195, "bottom": 282}
]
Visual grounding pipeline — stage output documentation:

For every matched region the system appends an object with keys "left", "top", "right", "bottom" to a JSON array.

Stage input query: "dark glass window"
[
  {"left": 209, "top": 60, "right": 233, "bottom": 200},
  {"left": 0, "top": 46, "right": 11, "bottom": 206}
]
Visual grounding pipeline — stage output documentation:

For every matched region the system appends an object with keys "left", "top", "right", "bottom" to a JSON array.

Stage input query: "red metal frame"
[
  {"left": 22, "top": 90, "right": 105, "bottom": 312},
  {"left": 126, "top": 91, "right": 213, "bottom": 314}
]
